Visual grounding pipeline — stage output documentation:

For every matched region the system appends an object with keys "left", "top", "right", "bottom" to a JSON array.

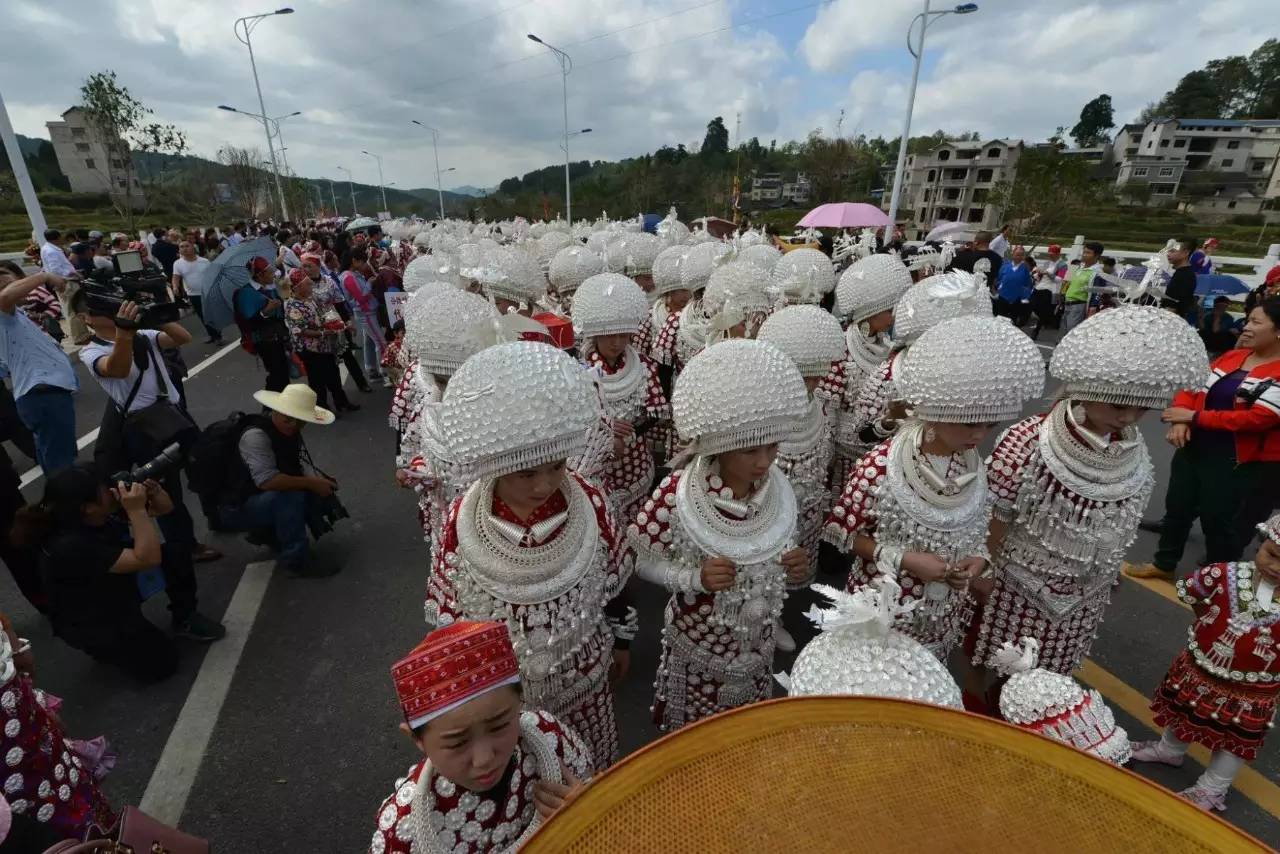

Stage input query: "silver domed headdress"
[
  {"left": 572, "top": 273, "right": 648, "bottom": 339},
  {"left": 547, "top": 245, "right": 604, "bottom": 297},
  {"left": 994, "top": 638, "right": 1132, "bottom": 765},
  {"left": 679, "top": 240, "right": 732, "bottom": 293},
  {"left": 651, "top": 245, "right": 690, "bottom": 300},
  {"left": 482, "top": 246, "right": 547, "bottom": 309},
  {"left": 900, "top": 316, "right": 1045, "bottom": 423},
  {"left": 434, "top": 341, "right": 598, "bottom": 483},
  {"left": 703, "top": 262, "right": 774, "bottom": 338},
  {"left": 770, "top": 247, "right": 835, "bottom": 305},
  {"left": 757, "top": 305, "right": 846, "bottom": 377},
  {"left": 892, "top": 270, "right": 991, "bottom": 347},
  {"left": 738, "top": 242, "right": 782, "bottom": 274},
  {"left": 672, "top": 338, "right": 807, "bottom": 456},
  {"left": 406, "top": 288, "right": 499, "bottom": 378},
  {"left": 779, "top": 578, "right": 963, "bottom": 708},
  {"left": 835, "top": 254, "right": 914, "bottom": 323},
  {"left": 611, "top": 232, "right": 661, "bottom": 277},
  {"left": 1050, "top": 304, "right": 1209, "bottom": 410}
]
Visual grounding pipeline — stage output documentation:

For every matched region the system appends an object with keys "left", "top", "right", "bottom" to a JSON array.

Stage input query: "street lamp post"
[
  {"left": 327, "top": 179, "right": 338, "bottom": 213},
  {"left": 337, "top": 165, "right": 357, "bottom": 215},
  {"left": 528, "top": 34, "right": 574, "bottom": 224},
  {"left": 362, "top": 150, "right": 388, "bottom": 216},
  {"left": 233, "top": 7, "right": 295, "bottom": 221},
  {"left": 410, "top": 120, "right": 446, "bottom": 220},
  {"left": 882, "top": 1, "right": 978, "bottom": 241}
]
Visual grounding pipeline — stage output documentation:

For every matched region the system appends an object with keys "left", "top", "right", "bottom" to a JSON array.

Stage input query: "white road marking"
[
  {"left": 139, "top": 560, "right": 275, "bottom": 826},
  {"left": 1036, "top": 343, "right": 1055, "bottom": 352},
  {"left": 17, "top": 340, "right": 241, "bottom": 489},
  {"left": 138, "top": 357, "right": 362, "bottom": 824}
]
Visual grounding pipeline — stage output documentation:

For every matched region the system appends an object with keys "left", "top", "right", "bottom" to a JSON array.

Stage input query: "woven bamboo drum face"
[{"left": 524, "top": 697, "right": 1266, "bottom": 853}]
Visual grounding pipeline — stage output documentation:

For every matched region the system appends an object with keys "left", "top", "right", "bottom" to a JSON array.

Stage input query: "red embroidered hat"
[{"left": 392, "top": 621, "right": 521, "bottom": 729}]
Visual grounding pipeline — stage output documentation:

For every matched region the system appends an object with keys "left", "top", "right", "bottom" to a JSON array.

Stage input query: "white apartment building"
[
  {"left": 46, "top": 107, "right": 144, "bottom": 200},
  {"left": 1113, "top": 118, "right": 1280, "bottom": 213},
  {"left": 749, "top": 172, "right": 810, "bottom": 205},
  {"left": 882, "top": 138, "right": 1025, "bottom": 235}
]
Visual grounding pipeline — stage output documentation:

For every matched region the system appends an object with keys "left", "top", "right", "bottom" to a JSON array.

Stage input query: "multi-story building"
[
  {"left": 781, "top": 173, "right": 810, "bottom": 205},
  {"left": 750, "top": 172, "right": 782, "bottom": 203},
  {"left": 1113, "top": 118, "right": 1280, "bottom": 212},
  {"left": 883, "top": 138, "right": 1025, "bottom": 235},
  {"left": 46, "top": 106, "right": 144, "bottom": 200}
]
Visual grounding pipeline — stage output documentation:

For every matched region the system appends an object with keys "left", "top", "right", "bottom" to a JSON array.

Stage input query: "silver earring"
[{"left": 925, "top": 426, "right": 936, "bottom": 443}]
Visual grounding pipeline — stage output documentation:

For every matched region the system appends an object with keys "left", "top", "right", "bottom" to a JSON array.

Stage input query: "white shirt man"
[
  {"left": 40, "top": 234, "right": 77, "bottom": 278},
  {"left": 989, "top": 228, "right": 1011, "bottom": 260},
  {"left": 172, "top": 252, "right": 211, "bottom": 298},
  {"left": 80, "top": 329, "right": 182, "bottom": 413}
]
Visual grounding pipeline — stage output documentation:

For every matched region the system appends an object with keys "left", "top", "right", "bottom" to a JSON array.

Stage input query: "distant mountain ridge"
[{"left": 449, "top": 185, "right": 491, "bottom": 197}]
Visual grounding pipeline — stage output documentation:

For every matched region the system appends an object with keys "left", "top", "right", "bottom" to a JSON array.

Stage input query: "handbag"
[
  {"left": 41, "top": 805, "right": 210, "bottom": 853},
  {"left": 118, "top": 336, "right": 198, "bottom": 456}
]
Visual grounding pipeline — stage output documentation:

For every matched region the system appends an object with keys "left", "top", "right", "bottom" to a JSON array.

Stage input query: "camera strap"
[{"left": 119, "top": 335, "right": 158, "bottom": 417}]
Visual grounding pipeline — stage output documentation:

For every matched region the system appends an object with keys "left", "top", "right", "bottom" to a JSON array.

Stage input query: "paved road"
[{"left": 2, "top": 320, "right": 1277, "bottom": 850}]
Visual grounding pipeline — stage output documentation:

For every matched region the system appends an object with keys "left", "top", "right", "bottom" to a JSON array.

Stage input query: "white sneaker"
[
  {"left": 775, "top": 623, "right": 796, "bottom": 653},
  {"left": 1129, "top": 740, "right": 1185, "bottom": 767},
  {"left": 1179, "top": 782, "right": 1228, "bottom": 812}
]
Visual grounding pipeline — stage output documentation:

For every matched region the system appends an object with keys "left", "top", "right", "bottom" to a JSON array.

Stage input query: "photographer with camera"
[
  {"left": 235, "top": 256, "right": 291, "bottom": 392},
  {"left": 210, "top": 384, "right": 342, "bottom": 578},
  {"left": 0, "top": 261, "right": 78, "bottom": 474},
  {"left": 10, "top": 465, "right": 186, "bottom": 681},
  {"left": 71, "top": 294, "right": 226, "bottom": 641}
]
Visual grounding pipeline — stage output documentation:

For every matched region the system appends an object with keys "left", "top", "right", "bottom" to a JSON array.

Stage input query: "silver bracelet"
[{"left": 873, "top": 543, "right": 904, "bottom": 577}]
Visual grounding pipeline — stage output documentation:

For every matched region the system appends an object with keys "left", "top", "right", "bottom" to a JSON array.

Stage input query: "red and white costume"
[
  {"left": 973, "top": 404, "right": 1153, "bottom": 675},
  {"left": 369, "top": 711, "right": 592, "bottom": 854},
  {"left": 1152, "top": 561, "right": 1280, "bottom": 761},
  {"left": 369, "top": 621, "right": 593, "bottom": 853},
  {"left": 824, "top": 315, "right": 1045, "bottom": 660},
  {"left": 630, "top": 339, "right": 808, "bottom": 730},
  {"left": 585, "top": 348, "right": 670, "bottom": 522},
  {"left": 0, "top": 635, "right": 115, "bottom": 839},
  {"left": 823, "top": 427, "right": 988, "bottom": 659},
  {"left": 757, "top": 305, "right": 846, "bottom": 587},
  {"left": 429, "top": 473, "right": 629, "bottom": 769},
  {"left": 818, "top": 324, "right": 892, "bottom": 491}
]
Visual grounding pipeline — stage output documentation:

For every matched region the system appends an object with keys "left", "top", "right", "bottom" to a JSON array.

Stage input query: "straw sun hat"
[{"left": 253, "top": 384, "right": 335, "bottom": 425}]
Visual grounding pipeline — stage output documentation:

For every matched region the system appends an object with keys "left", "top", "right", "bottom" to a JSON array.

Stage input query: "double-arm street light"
[
  {"left": 882, "top": 1, "right": 979, "bottom": 239},
  {"left": 528, "top": 33, "right": 575, "bottom": 224},
  {"left": 361, "top": 149, "right": 388, "bottom": 215},
  {"left": 410, "top": 120, "right": 448, "bottom": 219},
  {"left": 337, "top": 165, "right": 357, "bottom": 215},
  {"left": 233, "top": 7, "right": 295, "bottom": 220}
]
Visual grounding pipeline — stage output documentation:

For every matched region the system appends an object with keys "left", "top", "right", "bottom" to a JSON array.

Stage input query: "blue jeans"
[
  {"left": 220, "top": 491, "right": 312, "bottom": 569},
  {"left": 354, "top": 315, "right": 383, "bottom": 379},
  {"left": 14, "top": 388, "right": 77, "bottom": 474}
]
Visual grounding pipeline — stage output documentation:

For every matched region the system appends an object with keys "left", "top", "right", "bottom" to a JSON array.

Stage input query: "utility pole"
[{"left": 0, "top": 87, "right": 46, "bottom": 245}]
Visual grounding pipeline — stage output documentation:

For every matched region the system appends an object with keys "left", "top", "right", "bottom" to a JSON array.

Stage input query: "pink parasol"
[{"left": 797, "top": 202, "right": 891, "bottom": 229}]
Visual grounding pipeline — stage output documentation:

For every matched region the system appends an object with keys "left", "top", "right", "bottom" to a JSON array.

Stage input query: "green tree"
[
  {"left": 79, "top": 70, "right": 187, "bottom": 228},
  {"left": 1071, "top": 94, "right": 1115, "bottom": 147},
  {"left": 701, "top": 117, "right": 729, "bottom": 157},
  {"left": 987, "top": 147, "right": 1101, "bottom": 251}
]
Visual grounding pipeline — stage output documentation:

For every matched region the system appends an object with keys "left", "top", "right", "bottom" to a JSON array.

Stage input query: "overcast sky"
[{"left": 3, "top": 0, "right": 1273, "bottom": 191}]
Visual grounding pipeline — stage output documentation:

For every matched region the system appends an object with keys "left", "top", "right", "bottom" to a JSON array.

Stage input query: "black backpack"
[{"left": 184, "top": 412, "right": 252, "bottom": 504}]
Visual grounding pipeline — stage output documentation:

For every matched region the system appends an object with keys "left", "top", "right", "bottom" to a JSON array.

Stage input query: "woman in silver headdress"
[
  {"left": 823, "top": 316, "right": 1044, "bottom": 660},
  {"left": 630, "top": 339, "right": 810, "bottom": 730},
  {"left": 426, "top": 342, "right": 633, "bottom": 770},
  {"left": 819, "top": 253, "right": 914, "bottom": 492},
  {"left": 392, "top": 290, "right": 497, "bottom": 548},
  {"left": 846, "top": 270, "right": 991, "bottom": 454},
  {"left": 573, "top": 273, "right": 670, "bottom": 524},
  {"left": 972, "top": 306, "right": 1208, "bottom": 677}
]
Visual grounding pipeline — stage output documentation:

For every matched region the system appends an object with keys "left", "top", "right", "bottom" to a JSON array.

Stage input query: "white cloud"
[{"left": 808, "top": 0, "right": 1276, "bottom": 146}]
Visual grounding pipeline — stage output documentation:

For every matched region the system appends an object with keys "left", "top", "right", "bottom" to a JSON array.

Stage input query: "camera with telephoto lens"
[
  {"left": 79, "top": 249, "right": 180, "bottom": 329},
  {"left": 110, "top": 443, "right": 184, "bottom": 487},
  {"left": 306, "top": 491, "right": 349, "bottom": 540}
]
